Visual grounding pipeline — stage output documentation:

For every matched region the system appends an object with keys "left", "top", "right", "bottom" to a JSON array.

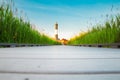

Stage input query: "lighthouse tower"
[{"left": 54, "top": 22, "right": 59, "bottom": 40}]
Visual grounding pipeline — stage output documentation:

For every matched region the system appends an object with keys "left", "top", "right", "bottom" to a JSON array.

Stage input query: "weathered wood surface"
[
  {"left": 0, "top": 43, "right": 120, "bottom": 48},
  {"left": 72, "top": 43, "right": 120, "bottom": 48},
  {"left": 0, "top": 43, "right": 50, "bottom": 47},
  {"left": 0, "top": 46, "right": 120, "bottom": 80}
]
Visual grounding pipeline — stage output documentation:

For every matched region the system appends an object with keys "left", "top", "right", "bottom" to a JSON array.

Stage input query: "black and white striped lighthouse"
[{"left": 54, "top": 22, "right": 59, "bottom": 40}]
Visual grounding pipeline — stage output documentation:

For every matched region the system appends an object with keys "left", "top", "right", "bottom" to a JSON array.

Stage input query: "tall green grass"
[
  {"left": 0, "top": 0, "right": 60, "bottom": 45},
  {"left": 68, "top": 15, "right": 120, "bottom": 45}
]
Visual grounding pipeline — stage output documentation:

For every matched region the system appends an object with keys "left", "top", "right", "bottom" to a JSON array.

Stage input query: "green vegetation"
[
  {"left": 68, "top": 15, "right": 120, "bottom": 45},
  {"left": 0, "top": 0, "right": 60, "bottom": 45}
]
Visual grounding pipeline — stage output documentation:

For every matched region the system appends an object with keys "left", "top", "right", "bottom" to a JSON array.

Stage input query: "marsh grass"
[
  {"left": 68, "top": 15, "right": 120, "bottom": 45},
  {"left": 0, "top": 0, "right": 60, "bottom": 45}
]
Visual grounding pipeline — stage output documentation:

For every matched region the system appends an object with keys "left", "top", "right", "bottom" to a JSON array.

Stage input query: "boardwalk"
[{"left": 0, "top": 46, "right": 120, "bottom": 80}]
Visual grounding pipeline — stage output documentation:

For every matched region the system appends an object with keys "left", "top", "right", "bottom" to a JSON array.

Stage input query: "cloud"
[{"left": 36, "top": 5, "right": 69, "bottom": 13}]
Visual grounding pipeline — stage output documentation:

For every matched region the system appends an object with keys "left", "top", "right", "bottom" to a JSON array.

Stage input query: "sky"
[{"left": 14, "top": 0, "right": 120, "bottom": 39}]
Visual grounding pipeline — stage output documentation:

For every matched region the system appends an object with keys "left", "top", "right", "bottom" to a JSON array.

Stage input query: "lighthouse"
[{"left": 54, "top": 22, "right": 59, "bottom": 40}]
